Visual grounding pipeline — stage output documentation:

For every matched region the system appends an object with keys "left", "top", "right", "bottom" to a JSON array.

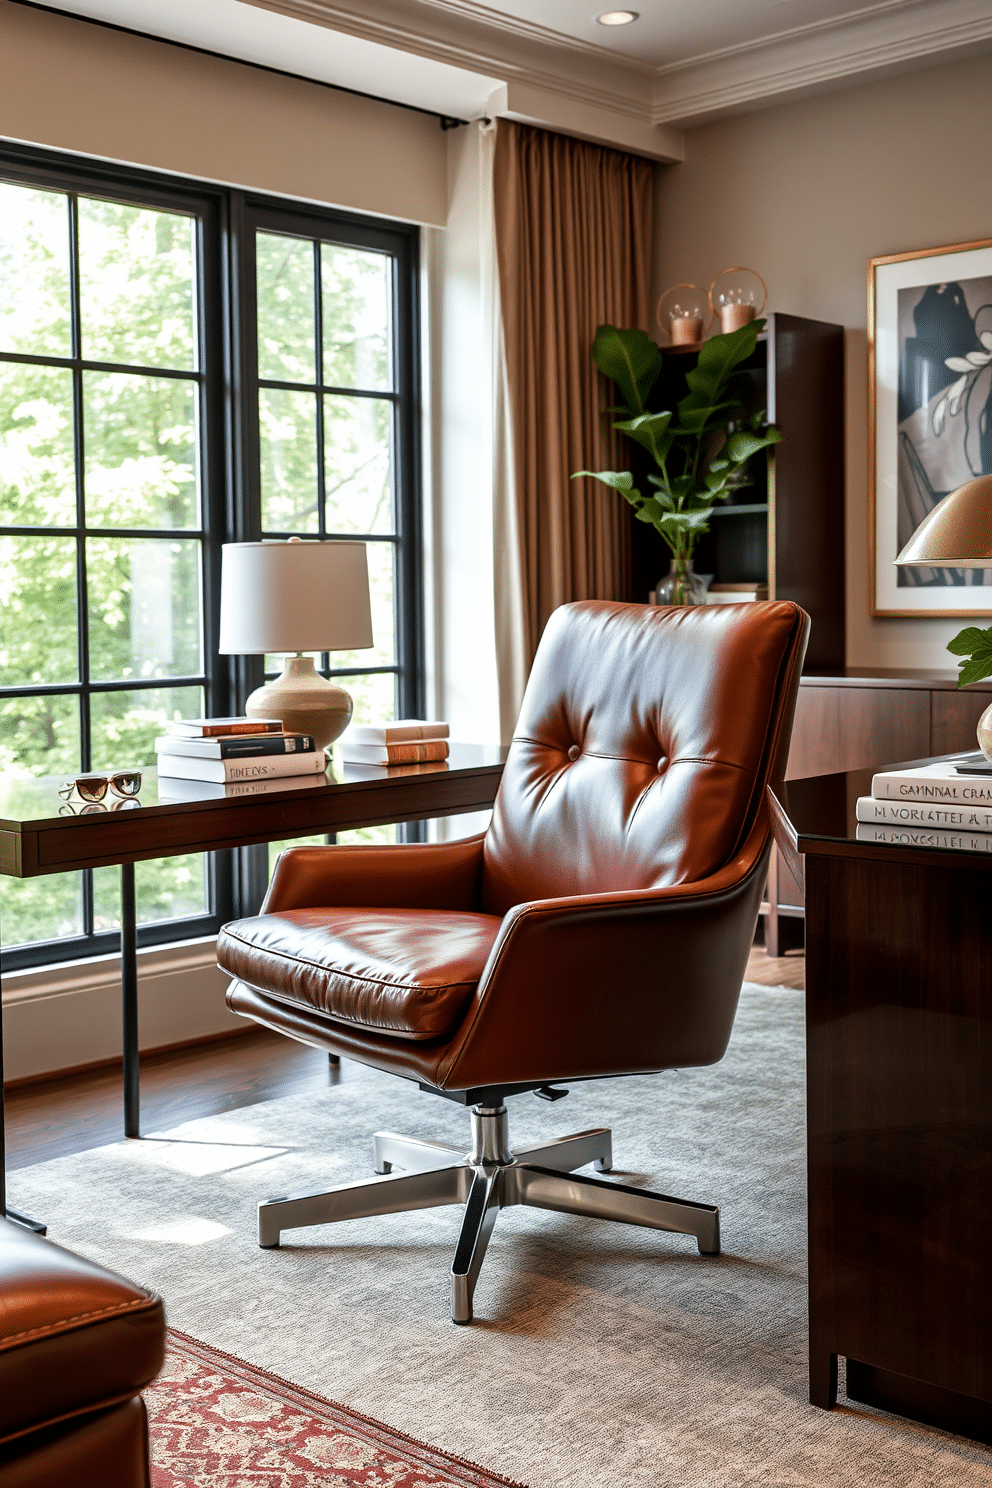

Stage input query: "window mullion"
[{"left": 67, "top": 193, "right": 92, "bottom": 774}]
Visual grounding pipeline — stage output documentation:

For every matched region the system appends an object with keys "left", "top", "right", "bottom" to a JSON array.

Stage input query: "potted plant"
[{"left": 574, "top": 319, "right": 782, "bottom": 604}]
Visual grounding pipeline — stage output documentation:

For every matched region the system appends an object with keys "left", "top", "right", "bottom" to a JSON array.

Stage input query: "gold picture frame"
[{"left": 869, "top": 235, "right": 992, "bottom": 616}]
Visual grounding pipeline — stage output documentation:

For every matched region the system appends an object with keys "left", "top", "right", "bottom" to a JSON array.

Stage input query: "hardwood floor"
[
  {"left": 746, "top": 943, "right": 805, "bottom": 990},
  {"left": 4, "top": 1028, "right": 358, "bottom": 1170},
  {"left": 5, "top": 945, "right": 804, "bottom": 1170}
]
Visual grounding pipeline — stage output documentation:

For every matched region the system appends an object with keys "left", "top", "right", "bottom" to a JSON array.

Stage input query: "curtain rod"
[{"left": 7, "top": 0, "right": 469, "bottom": 128}]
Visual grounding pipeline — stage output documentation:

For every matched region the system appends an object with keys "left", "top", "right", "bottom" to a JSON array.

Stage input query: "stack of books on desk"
[
  {"left": 706, "top": 581, "right": 769, "bottom": 605},
  {"left": 340, "top": 719, "right": 449, "bottom": 767},
  {"left": 855, "top": 753, "right": 992, "bottom": 853},
  {"left": 155, "top": 718, "right": 327, "bottom": 783}
]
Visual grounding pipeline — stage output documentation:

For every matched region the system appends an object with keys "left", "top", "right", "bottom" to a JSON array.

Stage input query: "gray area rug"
[{"left": 10, "top": 985, "right": 992, "bottom": 1487}]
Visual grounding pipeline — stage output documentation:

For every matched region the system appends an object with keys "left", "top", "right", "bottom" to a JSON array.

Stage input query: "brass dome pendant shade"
[
  {"left": 895, "top": 474, "right": 992, "bottom": 762},
  {"left": 895, "top": 474, "right": 992, "bottom": 567}
]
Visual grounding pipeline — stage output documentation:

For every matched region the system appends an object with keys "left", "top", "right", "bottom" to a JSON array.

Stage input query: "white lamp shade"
[{"left": 219, "top": 540, "right": 374, "bottom": 654}]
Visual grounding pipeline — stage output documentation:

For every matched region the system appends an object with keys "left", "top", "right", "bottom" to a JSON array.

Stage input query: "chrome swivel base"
[{"left": 257, "top": 1104, "right": 720, "bottom": 1324}]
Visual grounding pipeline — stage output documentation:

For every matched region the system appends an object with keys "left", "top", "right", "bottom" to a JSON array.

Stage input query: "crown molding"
[
  {"left": 247, "top": 0, "right": 992, "bottom": 135},
  {"left": 242, "top": 0, "right": 654, "bottom": 108},
  {"left": 241, "top": 0, "right": 684, "bottom": 158},
  {"left": 650, "top": 0, "right": 992, "bottom": 125}
]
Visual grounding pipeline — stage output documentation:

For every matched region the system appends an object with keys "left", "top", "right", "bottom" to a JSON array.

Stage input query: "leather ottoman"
[{"left": 0, "top": 1218, "right": 165, "bottom": 1488}]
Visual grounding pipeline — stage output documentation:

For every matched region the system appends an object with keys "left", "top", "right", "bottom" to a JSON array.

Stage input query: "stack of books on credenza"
[
  {"left": 155, "top": 717, "right": 327, "bottom": 785},
  {"left": 339, "top": 719, "right": 449, "bottom": 768},
  {"left": 856, "top": 753, "right": 992, "bottom": 854}
]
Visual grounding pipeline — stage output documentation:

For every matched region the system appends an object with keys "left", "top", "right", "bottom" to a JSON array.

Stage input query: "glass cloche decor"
[
  {"left": 708, "top": 266, "right": 767, "bottom": 333},
  {"left": 656, "top": 283, "right": 710, "bottom": 347}
]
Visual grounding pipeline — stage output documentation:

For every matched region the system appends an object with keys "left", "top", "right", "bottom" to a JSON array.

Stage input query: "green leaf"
[
  {"left": 673, "top": 400, "right": 740, "bottom": 436},
  {"left": 684, "top": 319, "right": 764, "bottom": 401},
  {"left": 957, "top": 655, "right": 992, "bottom": 686},
  {"left": 645, "top": 477, "right": 675, "bottom": 508},
  {"left": 591, "top": 325, "right": 662, "bottom": 414},
  {"left": 572, "top": 468, "right": 634, "bottom": 492},
  {"left": 614, "top": 410, "right": 675, "bottom": 466},
  {"left": 724, "top": 426, "right": 784, "bottom": 464},
  {"left": 657, "top": 510, "right": 712, "bottom": 534},
  {"left": 947, "top": 625, "right": 992, "bottom": 657}
]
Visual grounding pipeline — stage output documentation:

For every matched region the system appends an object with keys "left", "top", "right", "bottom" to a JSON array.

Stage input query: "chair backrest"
[{"left": 481, "top": 600, "right": 808, "bottom": 915}]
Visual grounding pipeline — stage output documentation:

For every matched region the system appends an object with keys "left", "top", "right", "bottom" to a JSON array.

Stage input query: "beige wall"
[
  {"left": 0, "top": 1, "right": 447, "bottom": 226},
  {"left": 653, "top": 53, "right": 992, "bottom": 670}
]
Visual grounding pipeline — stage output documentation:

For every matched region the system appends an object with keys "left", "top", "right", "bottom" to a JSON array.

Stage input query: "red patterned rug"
[{"left": 149, "top": 1330, "right": 527, "bottom": 1488}]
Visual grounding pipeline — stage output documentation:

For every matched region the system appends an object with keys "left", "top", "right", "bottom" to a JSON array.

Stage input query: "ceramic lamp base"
[
  {"left": 246, "top": 654, "right": 353, "bottom": 751},
  {"left": 977, "top": 702, "right": 992, "bottom": 764}
]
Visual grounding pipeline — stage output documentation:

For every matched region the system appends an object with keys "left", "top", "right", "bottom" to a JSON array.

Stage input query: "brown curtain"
[{"left": 493, "top": 119, "right": 653, "bottom": 669}]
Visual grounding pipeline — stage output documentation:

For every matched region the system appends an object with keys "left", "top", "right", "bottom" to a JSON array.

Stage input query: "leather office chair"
[{"left": 218, "top": 599, "right": 809, "bottom": 1323}]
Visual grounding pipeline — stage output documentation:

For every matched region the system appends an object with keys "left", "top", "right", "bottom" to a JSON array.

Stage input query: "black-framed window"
[
  {"left": 0, "top": 145, "right": 422, "bottom": 970},
  {"left": 242, "top": 201, "right": 422, "bottom": 731}
]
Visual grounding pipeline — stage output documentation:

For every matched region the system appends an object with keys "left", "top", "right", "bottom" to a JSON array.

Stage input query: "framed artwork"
[{"left": 870, "top": 236, "right": 992, "bottom": 616}]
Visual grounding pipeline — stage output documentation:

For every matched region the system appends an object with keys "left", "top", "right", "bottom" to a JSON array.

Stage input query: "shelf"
[{"left": 710, "top": 503, "right": 768, "bottom": 517}]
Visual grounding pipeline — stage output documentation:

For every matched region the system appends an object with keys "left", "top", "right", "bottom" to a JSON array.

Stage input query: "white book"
[
  {"left": 340, "top": 739, "right": 449, "bottom": 766},
  {"left": 855, "top": 795, "right": 992, "bottom": 831},
  {"left": 706, "top": 592, "right": 761, "bottom": 604},
  {"left": 156, "top": 749, "right": 326, "bottom": 783},
  {"left": 870, "top": 757, "right": 992, "bottom": 805},
  {"left": 856, "top": 822, "right": 992, "bottom": 854},
  {"left": 344, "top": 719, "right": 449, "bottom": 745},
  {"left": 157, "top": 773, "right": 328, "bottom": 802}
]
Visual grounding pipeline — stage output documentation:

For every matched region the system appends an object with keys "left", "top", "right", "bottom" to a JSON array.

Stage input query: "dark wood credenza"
[{"left": 763, "top": 668, "right": 992, "bottom": 953}]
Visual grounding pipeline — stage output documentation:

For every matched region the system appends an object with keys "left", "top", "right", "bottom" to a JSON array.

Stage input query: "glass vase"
[{"left": 655, "top": 559, "right": 708, "bottom": 607}]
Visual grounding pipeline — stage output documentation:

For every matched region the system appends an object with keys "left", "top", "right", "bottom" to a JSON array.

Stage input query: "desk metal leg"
[
  {"left": 0, "top": 957, "right": 47, "bottom": 1233},
  {"left": 121, "top": 862, "right": 140, "bottom": 1139}
]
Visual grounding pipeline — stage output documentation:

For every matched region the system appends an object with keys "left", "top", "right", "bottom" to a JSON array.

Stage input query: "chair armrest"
[
  {"left": 439, "top": 815, "right": 771, "bottom": 1090},
  {"left": 261, "top": 832, "right": 487, "bottom": 913}
]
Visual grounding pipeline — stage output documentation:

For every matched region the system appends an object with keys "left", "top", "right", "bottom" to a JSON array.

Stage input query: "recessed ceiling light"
[{"left": 597, "top": 10, "right": 639, "bottom": 25}]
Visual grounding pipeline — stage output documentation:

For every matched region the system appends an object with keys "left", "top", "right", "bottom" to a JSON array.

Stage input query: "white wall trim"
[{"left": 2, "top": 936, "right": 245, "bottom": 1084}]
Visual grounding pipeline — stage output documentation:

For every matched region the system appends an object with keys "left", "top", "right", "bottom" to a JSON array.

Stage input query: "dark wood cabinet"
[
  {"left": 763, "top": 670, "right": 992, "bottom": 953},
  {"left": 626, "top": 312, "right": 845, "bottom": 672},
  {"left": 771, "top": 770, "right": 992, "bottom": 1441}
]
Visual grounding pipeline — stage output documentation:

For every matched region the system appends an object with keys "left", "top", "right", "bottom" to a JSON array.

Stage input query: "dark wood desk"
[
  {"left": 770, "top": 761, "right": 992, "bottom": 1444},
  {"left": 0, "top": 746, "right": 506, "bottom": 1220}
]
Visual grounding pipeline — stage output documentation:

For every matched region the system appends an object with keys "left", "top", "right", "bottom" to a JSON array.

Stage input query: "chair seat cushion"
[
  {"left": 219, "top": 907, "right": 503, "bottom": 1041},
  {"left": 0, "top": 1219, "right": 164, "bottom": 1446}
]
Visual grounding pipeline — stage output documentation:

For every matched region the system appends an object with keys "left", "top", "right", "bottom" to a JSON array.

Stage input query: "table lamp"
[
  {"left": 895, "top": 473, "right": 992, "bottom": 756},
  {"left": 219, "top": 538, "right": 373, "bottom": 749}
]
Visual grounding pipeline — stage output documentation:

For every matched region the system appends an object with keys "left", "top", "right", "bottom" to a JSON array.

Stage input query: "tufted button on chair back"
[{"left": 482, "top": 600, "right": 802, "bottom": 916}]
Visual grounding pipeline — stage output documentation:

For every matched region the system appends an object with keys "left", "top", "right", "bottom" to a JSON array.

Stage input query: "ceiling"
[
  {"left": 451, "top": 0, "right": 905, "bottom": 68},
  {"left": 33, "top": 0, "right": 992, "bottom": 159}
]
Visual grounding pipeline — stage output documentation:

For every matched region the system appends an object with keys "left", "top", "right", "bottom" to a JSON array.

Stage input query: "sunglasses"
[{"left": 58, "top": 770, "right": 143, "bottom": 805}]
